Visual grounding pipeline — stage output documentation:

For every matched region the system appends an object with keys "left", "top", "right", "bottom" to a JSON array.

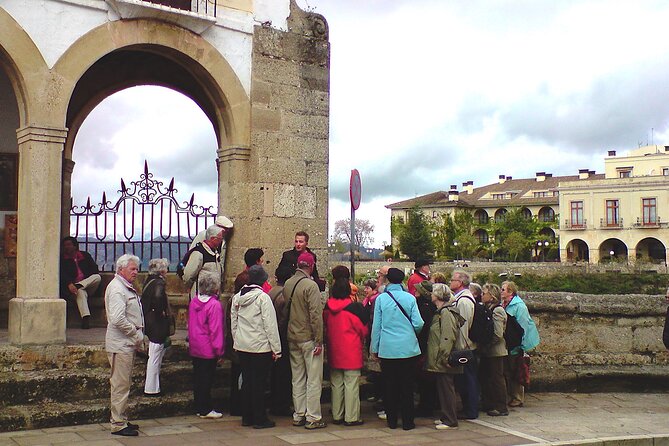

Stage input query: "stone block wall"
[
  {"left": 221, "top": 4, "right": 330, "bottom": 286},
  {"left": 523, "top": 292, "right": 669, "bottom": 391}
]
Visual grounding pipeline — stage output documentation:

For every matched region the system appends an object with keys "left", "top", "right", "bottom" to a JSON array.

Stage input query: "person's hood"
[
  {"left": 236, "top": 285, "right": 263, "bottom": 307},
  {"left": 327, "top": 297, "right": 350, "bottom": 313},
  {"left": 192, "top": 293, "right": 214, "bottom": 312}
]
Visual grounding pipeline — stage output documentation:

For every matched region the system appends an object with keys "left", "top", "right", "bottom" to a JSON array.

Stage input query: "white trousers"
[
  {"left": 144, "top": 341, "right": 166, "bottom": 394},
  {"left": 75, "top": 274, "right": 101, "bottom": 317}
]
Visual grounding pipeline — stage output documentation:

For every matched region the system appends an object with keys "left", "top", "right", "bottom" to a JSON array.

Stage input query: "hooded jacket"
[
  {"left": 324, "top": 298, "right": 369, "bottom": 370},
  {"left": 188, "top": 293, "right": 225, "bottom": 359},
  {"left": 505, "top": 295, "right": 540, "bottom": 355},
  {"left": 426, "top": 305, "right": 462, "bottom": 374},
  {"left": 231, "top": 285, "right": 281, "bottom": 355}
]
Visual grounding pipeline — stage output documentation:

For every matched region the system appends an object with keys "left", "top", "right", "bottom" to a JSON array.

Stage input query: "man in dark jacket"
[
  {"left": 278, "top": 231, "right": 325, "bottom": 291},
  {"left": 60, "top": 236, "right": 101, "bottom": 329}
]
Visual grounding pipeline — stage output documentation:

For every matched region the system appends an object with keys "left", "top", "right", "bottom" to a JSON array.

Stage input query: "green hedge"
[{"left": 470, "top": 271, "right": 669, "bottom": 295}]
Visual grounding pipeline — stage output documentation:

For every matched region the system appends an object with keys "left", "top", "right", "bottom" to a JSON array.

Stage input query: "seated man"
[{"left": 60, "top": 236, "right": 102, "bottom": 329}]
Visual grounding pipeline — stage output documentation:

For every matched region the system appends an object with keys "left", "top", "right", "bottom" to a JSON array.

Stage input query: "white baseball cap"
[{"left": 215, "top": 216, "right": 233, "bottom": 229}]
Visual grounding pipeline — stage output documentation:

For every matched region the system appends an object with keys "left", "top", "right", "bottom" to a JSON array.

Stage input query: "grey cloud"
[
  {"left": 150, "top": 131, "right": 218, "bottom": 190},
  {"left": 497, "top": 60, "right": 669, "bottom": 152}
]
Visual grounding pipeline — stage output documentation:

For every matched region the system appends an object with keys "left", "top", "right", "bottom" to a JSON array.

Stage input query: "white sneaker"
[
  {"left": 199, "top": 410, "right": 223, "bottom": 419},
  {"left": 377, "top": 411, "right": 387, "bottom": 420},
  {"left": 435, "top": 423, "right": 458, "bottom": 430},
  {"left": 434, "top": 419, "right": 442, "bottom": 425}
]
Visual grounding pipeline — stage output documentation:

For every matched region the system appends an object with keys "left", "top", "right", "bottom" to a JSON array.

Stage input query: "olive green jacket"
[{"left": 425, "top": 305, "right": 463, "bottom": 375}]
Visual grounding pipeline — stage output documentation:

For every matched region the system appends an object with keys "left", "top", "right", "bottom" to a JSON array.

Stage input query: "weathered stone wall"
[
  {"left": 333, "top": 260, "right": 668, "bottom": 277},
  {"left": 523, "top": 292, "right": 669, "bottom": 391},
  {"left": 222, "top": 3, "right": 329, "bottom": 284}
]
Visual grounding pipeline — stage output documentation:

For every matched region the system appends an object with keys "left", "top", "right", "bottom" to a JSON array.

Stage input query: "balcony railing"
[
  {"left": 563, "top": 219, "right": 587, "bottom": 230},
  {"left": 634, "top": 217, "right": 664, "bottom": 228},
  {"left": 600, "top": 218, "right": 623, "bottom": 229}
]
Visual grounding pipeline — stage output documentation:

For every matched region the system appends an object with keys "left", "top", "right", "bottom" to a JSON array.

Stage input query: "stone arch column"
[{"left": 10, "top": 126, "right": 68, "bottom": 344}]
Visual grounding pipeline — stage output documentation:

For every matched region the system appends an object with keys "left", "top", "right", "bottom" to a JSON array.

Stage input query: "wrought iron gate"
[{"left": 70, "top": 161, "right": 217, "bottom": 271}]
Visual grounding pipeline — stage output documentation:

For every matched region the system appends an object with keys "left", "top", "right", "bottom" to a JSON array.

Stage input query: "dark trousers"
[
  {"left": 192, "top": 357, "right": 217, "bottom": 415},
  {"left": 454, "top": 351, "right": 479, "bottom": 419},
  {"left": 435, "top": 373, "right": 458, "bottom": 427},
  {"left": 479, "top": 356, "right": 508, "bottom": 412},
  {"left": 229, "top": 361, "right": 242, "bottom": 416},
  {"left": 416, "top": 370, "right": 437, "bottom": 415},
  {"left": 381, "top": 356, "right": 417, "bottom": 429},
  {"left": 270, "top": 342, "right": 292, "bottom": 414},
  {"left": 239, "top": 351, "right": 273, "bottom": 425}
]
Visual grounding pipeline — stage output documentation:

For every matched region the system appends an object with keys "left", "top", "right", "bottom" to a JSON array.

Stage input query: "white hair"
[
  {"left": 198, "top": 271, "right": 221, "bottom": 296},
  {"left": 148, "top": 258, "right": 169, "bottom": 274},
  {"left": 116, "top": 254, "right": 140, "bottom": 271},
  {"left": 205, "top": 225, "right": 224, "bottom": 239},
  {"left": 453, "top": 270, "right": 471, "bottom": 287}
]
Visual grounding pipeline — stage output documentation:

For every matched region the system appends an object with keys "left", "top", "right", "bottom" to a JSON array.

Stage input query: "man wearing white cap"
[{"left": 190, "top": 215, "right": 233, "bottom": 250}]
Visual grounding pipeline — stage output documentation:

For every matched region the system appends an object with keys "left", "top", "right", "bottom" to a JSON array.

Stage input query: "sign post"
[{"left": 349, "top": 169, "right": 362, "bottom": 279}]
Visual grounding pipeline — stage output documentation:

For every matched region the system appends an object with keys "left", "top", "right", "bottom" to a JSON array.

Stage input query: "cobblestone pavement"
[{"left": 1, "top": 393, "right": 669, "bottom": 446}]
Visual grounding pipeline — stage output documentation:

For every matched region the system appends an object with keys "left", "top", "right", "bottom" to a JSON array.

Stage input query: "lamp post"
[
  {"left": 543, "top": 241, "right": 549, "bottom": 262},
  {"left": 536, "top": 241, "right": 542, "bottom": 262},
  {"left": 610, "top": 249, "right": 615, "bottom": 262},
  {"left": 453, "top": 241, "right": 459, "bottom": 262}
]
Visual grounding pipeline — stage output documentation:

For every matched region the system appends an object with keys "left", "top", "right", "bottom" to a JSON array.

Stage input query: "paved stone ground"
[{"left": 1, "top": 393, "right": 669, "bottom": 446}]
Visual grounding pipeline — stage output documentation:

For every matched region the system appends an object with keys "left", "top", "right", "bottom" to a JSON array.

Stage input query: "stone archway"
[
  {"left": 599, "top": 238, "right": 628, "bottom": 264},
  {"left": 635, "top": 237, "right": 666, "bottom": 264},
  {"left": 566, "top": 238, "right": 589, "bottom": 262}
]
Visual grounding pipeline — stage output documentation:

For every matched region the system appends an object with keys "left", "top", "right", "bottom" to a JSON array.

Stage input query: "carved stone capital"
[
  {"left": 288, "top": 0, "right": 329, "bottom": 40},
  {"left": 218, "top": 146, "right": 250, "bottom": 163},
  {"left": 16, "top": 125, "right": 68, "bottom": 146}
]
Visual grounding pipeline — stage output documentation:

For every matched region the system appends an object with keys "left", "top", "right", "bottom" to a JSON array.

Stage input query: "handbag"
[
  {"left": 517, "top": 353, "right": 531, "bottom": 386},
  {"left": 447, "top": 349, "right": 474, "bottom": 367}
]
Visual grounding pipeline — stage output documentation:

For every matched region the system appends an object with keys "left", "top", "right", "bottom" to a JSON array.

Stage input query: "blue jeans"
[{"left": 454, "top": 351, "right": 479, "bottom": 419}]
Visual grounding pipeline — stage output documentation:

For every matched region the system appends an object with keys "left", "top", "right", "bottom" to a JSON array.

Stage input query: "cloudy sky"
[{"left": 73, "top": 0, "right": 669, "bottom": 248}]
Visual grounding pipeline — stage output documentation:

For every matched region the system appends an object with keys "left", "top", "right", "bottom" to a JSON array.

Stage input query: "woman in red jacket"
[{"left": 324, "top": 271, "right": 369, "bottom": 426}]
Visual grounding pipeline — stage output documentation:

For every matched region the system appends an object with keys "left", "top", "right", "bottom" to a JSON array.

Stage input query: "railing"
[
  {"left": 144, "top": 0, "right": 216, "bottom": 17},
  {"left": 600, "top": 218, "right": 623, "bottom": 229},
  {"left": 563, "top": 219, "right": 587, "bottom": 230},
  {"left": 634, "top": 217, "right": 663, "bottom": 228},
  {"left": 70, "top": 161, "right": 216, "bottom": 271}
]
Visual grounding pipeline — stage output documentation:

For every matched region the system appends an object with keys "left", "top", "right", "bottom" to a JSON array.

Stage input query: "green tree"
[
  {"left": 504, "top": 231, "right": 527, "bottom": 261},
  {"left": 398, "top": 207, "right": 435, "bottom": 260},
  {"left": 430, "top": 212, "right": 457, "bottom": 258}
]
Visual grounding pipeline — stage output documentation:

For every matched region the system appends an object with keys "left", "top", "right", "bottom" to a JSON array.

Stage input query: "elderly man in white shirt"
[{"left": 105, "top": 254, "right": 144, "bottom": 437}]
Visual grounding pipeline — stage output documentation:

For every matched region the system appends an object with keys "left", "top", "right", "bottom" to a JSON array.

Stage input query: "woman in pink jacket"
[
  {"left": 188, "top": 271, "right": 225, "bottom": 419},
  {"left": 324, "top": 272, "right": 369, "bottom": 426}
]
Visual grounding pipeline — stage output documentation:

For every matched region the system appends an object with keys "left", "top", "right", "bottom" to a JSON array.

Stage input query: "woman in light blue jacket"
[
  {"left": 501, "top": 281, "right": 540, "bottom": 408},
  {"left": 371, "top": 268, "right": 424, "bottom": 431}
]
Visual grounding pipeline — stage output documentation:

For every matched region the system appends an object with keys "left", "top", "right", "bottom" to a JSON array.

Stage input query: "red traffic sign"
[{"left": 350, "top": 169, "right": 362, "bottom": 210}]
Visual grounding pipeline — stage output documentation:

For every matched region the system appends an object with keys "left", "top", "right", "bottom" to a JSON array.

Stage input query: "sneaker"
[
  {"left": 377, "top": 411, "right": 387, "bottom": 420},
  {"left": 344, "top": 420, "right": 364, "bottom": 427},
  {"left": 253, "top": 420, "right": 276, "bottom": 429},
  {"left": 366, "top": 396, "right": 378, "bottom": 402},
  {"left": 434, "top": 419, "right": 443, "bottom": 425},
  {"left": 305, "top": 420, "right": 327, "bottom": 430},
  {"left": 199, "top": 410, "right": 223, "bottom": 419},
  {"left": 292, "top": 417, "right": 306, "bottom": 426},
  {"left": 435, "top": 423, "right": 458, "bottom": 430},
  {"left": 487, "top": 409, "right": 509, "bottom": 417}
]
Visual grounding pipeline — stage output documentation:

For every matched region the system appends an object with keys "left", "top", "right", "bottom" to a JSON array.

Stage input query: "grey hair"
[
  {"left": 148, "top": 258, "right": 169, "bottom": 274},
  {"left": 469, "top": 282, "right": 482, "bottom": 298},
  {"left": 116, "top": 254, "right": 140, "bottom": 271},
  {"left": 453, "top": 270, "right": 471, "bottom": 287},
  {"left": 205, "top": 225, "right": 223, "bottom": 239},
  {"left": 198, "top": 271, "right": 220, "bottom": 296},
  {"left": 482, "top": 283, "right": 502, "bottom": 304},
  {"left": 432, "top": 283, "right": 453, "bottom": 302}
]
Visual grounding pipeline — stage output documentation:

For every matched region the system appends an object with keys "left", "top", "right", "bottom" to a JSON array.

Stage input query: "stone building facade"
[{"left": 0, "top": 0, "right": 330, "bottom": 344}]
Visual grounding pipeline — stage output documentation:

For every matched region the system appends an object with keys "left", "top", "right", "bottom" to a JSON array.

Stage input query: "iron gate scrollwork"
[{"left": 70, "top": 161, "right": 217, "bottom": 271}]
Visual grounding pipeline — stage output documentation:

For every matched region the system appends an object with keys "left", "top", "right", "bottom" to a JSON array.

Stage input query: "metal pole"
[{"left": 350, "top": 207, "right": 356, "bottom": 279}]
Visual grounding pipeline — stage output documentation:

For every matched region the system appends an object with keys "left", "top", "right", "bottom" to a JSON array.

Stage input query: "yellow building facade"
[{"left": 559, "top": 145, "right": 669, "bottom": 264}]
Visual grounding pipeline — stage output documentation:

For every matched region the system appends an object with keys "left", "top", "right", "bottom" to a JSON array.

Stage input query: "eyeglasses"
[{"left": 450, "top": 278, "right": 460, "bottom": 282}]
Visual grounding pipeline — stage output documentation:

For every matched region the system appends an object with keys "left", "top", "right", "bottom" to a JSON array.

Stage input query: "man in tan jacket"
[{"left": 283, "top": 252, "right": 326, "bottom": 430}]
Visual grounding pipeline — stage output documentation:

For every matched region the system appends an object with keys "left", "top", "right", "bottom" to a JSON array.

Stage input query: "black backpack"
[
  {"left": 176, "top": 243, "right": 216, "bottom": 279},
  {"left": 504, "top": 312, "right": 525, "bottom": 351},
  {"left": 460, "top": 295, "right": 494, "bottom": 346}
]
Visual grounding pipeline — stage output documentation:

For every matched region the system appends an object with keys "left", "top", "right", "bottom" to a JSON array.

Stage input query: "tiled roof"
[{"left": 386, "top": 173, "right": 605, "bottom": 210}]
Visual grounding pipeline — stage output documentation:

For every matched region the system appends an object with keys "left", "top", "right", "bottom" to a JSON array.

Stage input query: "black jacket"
[
  {"left": 141, "top": 274, "right": 171, "bottom": 343},
  {"left": 278, "top": 248, "right": 325, "bottom": 291},
  {"left": 663, "top": 306, "right": 669, "bottom": 350},
  {"left": 59, "top": 251, "right": 99, "bottom": 299}
]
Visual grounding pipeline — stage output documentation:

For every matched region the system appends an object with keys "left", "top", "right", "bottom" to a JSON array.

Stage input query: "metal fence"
[
  {"left": 70, "top": 161, "right": 216, "bottom": 271},
  {"left": 144, "top": 0, "right": 217, "bottom": 17}
]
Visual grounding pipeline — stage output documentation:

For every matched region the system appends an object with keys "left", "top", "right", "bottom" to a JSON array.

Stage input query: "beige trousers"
[
  {"left": 289, "top": 340, "right": 323, "bottom": 422},
  {"left": 330, "top": 368, "right": 361, "bottom": 423},
  {"left": 505, "top": 354, "right": 525, "bottom": 405},
  {"left": 108, "top": 352, "right": 135, "bottom": 432},
  {"left": 75, "top": 274, "right": 101, "bottom": 317}
]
